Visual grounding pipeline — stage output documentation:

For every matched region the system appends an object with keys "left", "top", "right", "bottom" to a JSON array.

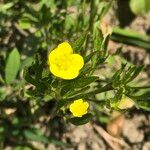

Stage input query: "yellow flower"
[
  {"left": 69, "top": 99, "right": 89, "bottom": 117},
  {"left": 118, "top": 97, "right": 135, "bottom": 109},
  {"left": 48, "top": 42, "right": 84, "bottom": 80}
]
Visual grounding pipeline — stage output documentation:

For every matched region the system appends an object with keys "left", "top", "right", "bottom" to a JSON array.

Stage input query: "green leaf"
[
  {"left": 65, "top": 14, "right": 76, "bottom": 30},
  {"left": 137, "top": 100, "right": 150, "bottom": 111},
  {"left": 97, "top": 1, "right": 113, "bottom": 20},
  {"left": 94, "top": 28, "right": 103, "bottom": 52},
  {"left": 14, "top": 146, "right": 32, "bottom": 150},
  {"left": 68, "top": 113, "right": 92, "bottom": 125},
  {"left": 57, "top": 99, "right": 69, "bottom": 110},
  {"left": 18, "top": 19, "right": 32, "bottom": 29},
  {"left": 128, "top": 91, "right": 150, "bottom": 100},
  {"left": 5, "top": 48, "right": 20, "bottom": 84},
  {"left": 80, "top": 65, "right": 97, "bottom": 76},
  {"left": 123, "top": 65, "right": 143, "bottom": 84},
  {"left": 92, "top": 27, "right": 103, "bottom": 66},
  {"left": 21, "top": 57, "right": 34, "bottom": 69},
  {"left": 127, "top": 66, "right": 144, "bottom": 83},
  {"left": 59, "top": 86, "right": 92, "bottom": 109},
  {"left": 123, "top": 66, "right": 136, "bottom": 83},
  {"left": 62, "top": 76, "right": 99, "bottom": 90},
  {"left": 0, "top": 2, "right": 14, "bottom": 12},
  {"left": 130, "top": 0, "right": 150, "bottom": 15},
  {"left": 111, "top": 27, "right": 150, "bottom": 49},
  {"left": 84, "top": 51, "right": 99, "bottom": 63},
  {"left": 99, "top": 116, "right": 110, "bottom": 124},
  {"left": 42, "top": 68, "right": 50, "bottom": 78},
  {"left": 145, "top": 0, "right": 150, "bottom": 12},
  {"left": 129, "top": 86, "right": 150, "bottom": 90},
  {"left": 23, "top": 129, "right": 49, "bottom": 143},
  {"left": 112, "top": 27, "right": 150, "bottom": 42},
  {"left": 88, "top": 99, "right": 106, "bottom": 106},
  {"left": 24, "top": 68, "right": 37, "bottom": 86},
  {"left": 112, "top": 64, "right": 127, "bottom": 87},
  {"left": 72, "top": 32, "right": 88, "bottom": 53},
  {"left": 100, "top": 34, "right": 110, "bottom": 57},
  {"left": 41, "top": 0, "right": 55, "bottom": 8},
  {"left": 65, "top": 83, "right": 113, "bottom": 102},
  {"left": 112, "top": 68, "right": 123, "bottom": 87},
  {"left": 114, "top": 46, "right": 123, "bottom": 55},
  {"left": 139, "top": 105, "right": 150, "bottom": 111},
  {"left": 63, "top": 86, "right": 90, "bottom": 98}
]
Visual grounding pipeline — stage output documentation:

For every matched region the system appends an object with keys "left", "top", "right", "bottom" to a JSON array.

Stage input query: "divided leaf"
[
  {"left": 72, "top": 32, "right": 88, "bottom": 53},
  {"left": 68, "top": 113, "right": 92, "bottom": 125},
  {"left": 62, "top": 76, "right": 98, "bottom": 90}
]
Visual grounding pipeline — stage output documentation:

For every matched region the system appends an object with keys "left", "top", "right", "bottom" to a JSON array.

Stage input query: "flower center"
[{"left": 55, "top": 55, "right": 71, "bottom": 71}]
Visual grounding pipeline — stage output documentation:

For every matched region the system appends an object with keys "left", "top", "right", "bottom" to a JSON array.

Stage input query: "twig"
[{"left": 93, "top": 124, "right": 130, "bottom": 150}]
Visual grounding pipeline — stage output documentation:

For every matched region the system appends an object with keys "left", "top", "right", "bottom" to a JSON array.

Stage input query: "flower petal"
[
  {"left": 50, "top": 65, "right": 79, "bottom": 80},
  {"left": 71, "top": 54, "right": 84, "bottom": 70},
  {"left": 57, "top": 42, "right": 73, "bottom": 54},
  {"left": 69, "top": 99, "right": 89, "bottom": 117},
  {"left": 48, "top": 49, "right": 59, "bottom": 64},
  {"left": 48, "top": 42, "right": 73, "bottom": 64},
  {"left": 48, "top": 42, "right": 84, "bottom": 80},
  {"left": 83, "top": 102, "right": 89, "bottom": 109}
]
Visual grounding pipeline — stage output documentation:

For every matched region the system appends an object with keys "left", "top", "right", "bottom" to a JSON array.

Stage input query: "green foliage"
[
  {"left": 68, "top": 113, "right": 92, "bottom": 125},
  {"left": 111, "top": 27, "right": 150, "bottom": 49},
  {"left": 23, "top": 128, "right": 49, "bottom": 143},
  {"left": 5, "top": 48, "right": 20, "bottom": 84},
  {"left": 72, "top": 32, "right": 88, "bottom": 53},
  {"left": 130, "top": 0, "right": 150, "bottom": 15}
]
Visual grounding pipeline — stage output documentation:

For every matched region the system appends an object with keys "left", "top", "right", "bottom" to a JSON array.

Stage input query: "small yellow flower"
[
  {"left": 69, "top": 99, "right": 89, "bottom": 117},
  {"left": 48, "top": 42, "right": 84, "bottom": 80},
  {"left": 118, "top": 97, "right": 135, "bottom": 109}
]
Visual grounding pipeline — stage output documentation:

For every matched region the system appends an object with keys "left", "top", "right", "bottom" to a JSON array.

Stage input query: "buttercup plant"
[
  {"left": 23, "top": 28, "right": 149, "bottom": 126},
  {"left": 0, "top": 0, "right": 150, "bottom": 148}
]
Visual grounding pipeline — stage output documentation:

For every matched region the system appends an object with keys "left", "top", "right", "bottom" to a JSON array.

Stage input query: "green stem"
[{"left": 65, "top": 83, "right": 113, "bottom": 101}]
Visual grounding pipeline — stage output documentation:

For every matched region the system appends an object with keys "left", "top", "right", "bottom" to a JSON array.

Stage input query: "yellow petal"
[
  {"left": 69, "top": 99, "right": 89, "bottom": 117},
  {"left": 71, "top": 54, "right": 84, "bottom": 70},
  {"left": 59, "top": 70, "right": 79, "bottom": 80},
  {"left": 83, "top": 102, "right": 89, "bottom": 109},
  {"left": 50, "top": 65, "right": 79, "bottom": 80},
  {"left": 74, "top": 99, "right": 83, "bottom": 104},
  {"left": 48, "top": 42, "right": 84, "bottom": 80},
  {"left": 57, "top": 42, "right": 73, "bottom": 54},
  {"left": 48, "top": 49, "right": 58, "bottom": 64},
  {"left": 48, "top": 42, "right": 73, "bottom": 64}
]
